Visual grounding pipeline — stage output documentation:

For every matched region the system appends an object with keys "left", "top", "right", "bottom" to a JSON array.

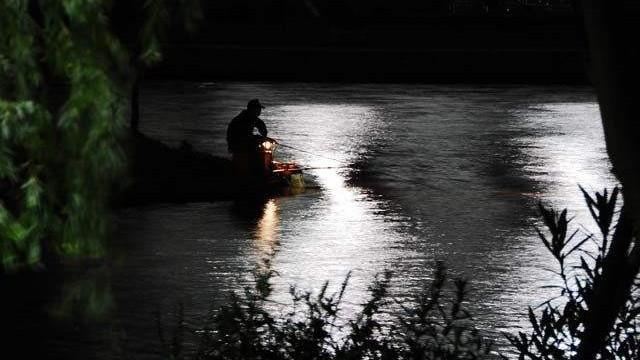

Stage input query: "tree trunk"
[
  {"left": 577, "top": 1, "right": 640, "bottom": 358},
  {"left": 580, "top": 0, "right": 640, "bottom": 232}
]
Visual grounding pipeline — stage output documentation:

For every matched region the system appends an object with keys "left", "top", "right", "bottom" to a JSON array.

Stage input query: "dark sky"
[
  {"left": 145, "top": 0, "right": 591, "bottom": 82},
  {"left": 188, "top": 0, "right": 579, "bottom": 49}
]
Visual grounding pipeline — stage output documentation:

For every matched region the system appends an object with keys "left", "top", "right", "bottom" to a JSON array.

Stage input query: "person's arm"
[{"left": 255, "top": 118, "right": 268, "bottom": 137}]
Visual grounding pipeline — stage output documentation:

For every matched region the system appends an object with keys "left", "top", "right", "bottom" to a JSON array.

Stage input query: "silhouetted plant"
[
  {"left": 506, "top": 187, "right": 640, "bottom": 359},
  {"left": 196, "top": 261, "right": 492, "bottom": 360}
]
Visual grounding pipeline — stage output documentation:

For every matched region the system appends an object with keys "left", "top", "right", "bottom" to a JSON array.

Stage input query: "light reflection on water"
[
  {"left": 253, "top": 199, "right": 279, "bottom": 258},
  {"left": 520, "top": 102, "right": 616, "bottom": 214},
  {"left": 40, "top": 82, "right": 618, "bottom": 358},
  {"left": 244, "top": 103, "right": 414, "bottom": 311}
]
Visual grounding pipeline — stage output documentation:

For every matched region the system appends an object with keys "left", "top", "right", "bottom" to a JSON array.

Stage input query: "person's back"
[
  {"left": 227, "top": 99, "right": 267, "bottom": 154},
  {"left": 227, "top": 99, "right": 268, "bottom": 180}
]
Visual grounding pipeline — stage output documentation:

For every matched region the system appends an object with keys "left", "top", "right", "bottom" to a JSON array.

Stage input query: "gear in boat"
[
  {"left": 226, "top": 99, "right": 304, "bottom": 194},
  {"left": 229, "top": 135, "right": 305, "bottom": 193},
  {"left": 256, "top": 137, "right": 305, "bottom": 192}
]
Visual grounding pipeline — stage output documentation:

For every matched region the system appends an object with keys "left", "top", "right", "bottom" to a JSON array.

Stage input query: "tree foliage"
[
  {"left": 0, "top": 0, "right": 200, "bottom": 272},
  {"left": 509, "top": 188, "right": 640, "bottom": 359},
  {"left": 0, "top": 0, "right": 127, "bottom": 271}
]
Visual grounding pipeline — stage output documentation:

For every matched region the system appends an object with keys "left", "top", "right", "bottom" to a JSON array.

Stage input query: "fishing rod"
[
  {"left": 298, "top": 165, "right": 351, "bottom": 171},
  {"left": 272, "top": 165, "right": 349, "bottom": 172},
  {"left": 272, "top": 139, "right": 349, "bottom": 165}
]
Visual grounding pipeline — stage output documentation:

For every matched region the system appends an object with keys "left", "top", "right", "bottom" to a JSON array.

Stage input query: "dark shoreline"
[
  {"left": 149, "top": 46, "right": 589, "bottom": 84},
  {"left": 121, "top": 133, "right": 298, "bottom": 206},
  {"left": 121, "top": 133, "right": 234, "bottom": 206}
]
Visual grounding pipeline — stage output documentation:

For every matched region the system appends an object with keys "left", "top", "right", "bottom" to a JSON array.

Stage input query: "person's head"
[{"left": 247, "top": 99, "right": 265, "bottom": 117}]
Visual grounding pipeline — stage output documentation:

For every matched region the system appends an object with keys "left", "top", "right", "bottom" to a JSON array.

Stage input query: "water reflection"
[
  {"left": 2, "top": 267, "right": 122, "bottom": 360},
  {"left": 519, "top": 102, "right": 618, "bottom": 215},
  {"left": 49, "top": 267, "right": 115, "bottom": 323},
  {"left": 267, "top": 104, "right": 385, "bottom": 168},
  {"left": 236, "top": 103, "right": 421, "bottom": 313},
  {"left": 253, "top": 199, "right": 280, "bottom": 259}
]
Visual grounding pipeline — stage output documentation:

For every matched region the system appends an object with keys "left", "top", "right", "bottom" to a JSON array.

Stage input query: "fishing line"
[
  {"left": 298, "top": 165, "right": 351, "bottom": 171},
  {"left": 273, "top": 140, "right": 349, "bottom": 165}
]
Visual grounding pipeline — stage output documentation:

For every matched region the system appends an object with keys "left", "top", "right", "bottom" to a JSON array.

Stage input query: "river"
[{"left": 7, "top": 82, "right": 619, "bottom": 359}]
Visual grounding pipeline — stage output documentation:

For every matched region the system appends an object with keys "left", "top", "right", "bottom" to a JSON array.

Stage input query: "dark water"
[{"left": 5, "top": 82, "right": 618, "bottom": 359}]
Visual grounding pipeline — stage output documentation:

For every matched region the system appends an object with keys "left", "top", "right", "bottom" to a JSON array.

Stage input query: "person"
[
  {"left": 226, "top": 99, "right": 269, "bottom": 178},
  {"left": 227, "top": 99, "right": 268, "bottom": 153}
]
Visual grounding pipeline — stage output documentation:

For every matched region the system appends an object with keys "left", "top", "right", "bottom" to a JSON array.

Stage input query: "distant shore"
[{"left": 150, "top": 45, "right": 588, "bottom": 84}]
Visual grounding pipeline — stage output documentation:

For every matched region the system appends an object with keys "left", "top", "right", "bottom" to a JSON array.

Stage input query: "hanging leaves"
[{"left": 0, "top": 0, "right": 127, "bottom": 271}]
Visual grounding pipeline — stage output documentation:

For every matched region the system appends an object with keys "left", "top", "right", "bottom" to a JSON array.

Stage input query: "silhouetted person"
[
  {"left": 227, "top": 99, "right": 268, "bottom": 179},
  {"left": 227, "top": 99, "right": 267, "bottom": 152}
]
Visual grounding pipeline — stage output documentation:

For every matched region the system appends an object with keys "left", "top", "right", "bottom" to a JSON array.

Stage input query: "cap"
[{"left": 247, "top": 99, "right": 265, "bottom": 109}]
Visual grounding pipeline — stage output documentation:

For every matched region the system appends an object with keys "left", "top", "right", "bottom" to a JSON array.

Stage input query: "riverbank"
[
  {"left": 122, "top": 133, "right": 234, "bottom": 205},
  {"left": 122, "top": 133, "right": 298, "bottom": 206}
]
